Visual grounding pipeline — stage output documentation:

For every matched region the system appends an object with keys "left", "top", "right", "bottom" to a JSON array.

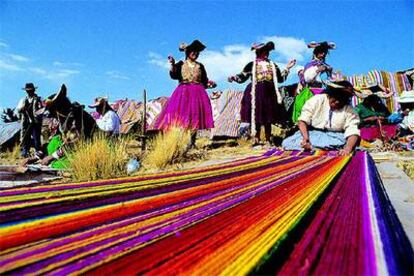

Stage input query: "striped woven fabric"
[
  {"left": 211, "top": 90, "right": 243, "bottom": 138},
  {"left": 347, "top": 70, "right": 412, "bottom": 112},
  {"left": 0, "top": 151, "right": 412, "bottom": 275},
  {"left": 0, "top": 122, "right": 20, "bottom": 147},
  {"left": 111, "top": 99, "right": 142, "bottom": 134},
  {"left": 146, "top": 97, "right": 169, "bottom": 129},
  {"left": 110, "top": 97, "right": 169, "bottom": 133}
]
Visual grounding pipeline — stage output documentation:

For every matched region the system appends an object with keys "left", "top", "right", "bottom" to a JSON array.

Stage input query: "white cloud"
[
  {"left": 8, "top": 54, "right": 30, "bottom": 62},
  {"left": 106, "top": 71, "right": 131, "bottom": 80},
  {"left": 53, "top": 61, "right": 83, "bottom": 67},
  {"left": 28, "top": 67, "right": 47, "bottom": 75},
  {"left": 261, "top": 36, "right": 310, "bottom": 62},
  {"left": 0, "top": 42, "right": 9, "bottom": 48},
  {"left": 29, "top": 67, "right": 80, "bottom": 80},
  {"left": 148, "top": 36, "right": 310, "bottom": 83},
  {"left": 0, "top": 59, "right": 23, "bottom": 71},
  {"left": 0, "top": 47, "right": 81, "bottom": 84},
  {"left": 0, "top": 52, "right": 29, "bottom": 72},
  {"left": 200, "top": 44, "right": 254, "bottom": 81},
  {"left": 148, "top": 52, "right": 170, "bottom": 69}
]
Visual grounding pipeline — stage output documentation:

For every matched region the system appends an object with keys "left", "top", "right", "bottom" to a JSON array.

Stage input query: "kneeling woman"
[{"left": 282, "top": 81, "right": 360, "bottom": 155}]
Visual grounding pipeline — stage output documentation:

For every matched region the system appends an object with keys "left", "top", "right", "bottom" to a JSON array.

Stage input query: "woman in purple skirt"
[
  {"left": 154, "top": 40, "right": 216, "bottom": 142},
  {"left": 228, "top": 41, "right": 296, "bottom": 145}
]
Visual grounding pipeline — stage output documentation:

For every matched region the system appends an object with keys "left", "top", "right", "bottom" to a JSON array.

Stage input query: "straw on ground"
[{"left": 67, "top": 134, "right": 130, "bottom": 181}]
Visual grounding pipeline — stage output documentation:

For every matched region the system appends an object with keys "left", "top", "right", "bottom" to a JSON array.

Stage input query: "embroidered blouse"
[
  {"left": 170, "top": 60, "right": 209, "bottom": 87},
  {"left": 299, "top": 94, "right": 360, "bottom": 138},
  {"left": 232, "top": 60, "right": 289, "bottom": 84},
  {"left": 300, "top": 59, "right": 333, "bottom": 87},
  {"left": 96, "top": 110, "right": 121, "bottom": 134}
]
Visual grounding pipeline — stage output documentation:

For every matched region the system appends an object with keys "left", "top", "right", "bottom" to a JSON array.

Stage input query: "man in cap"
[
  {"left": 89, "top": 97, "right": 121, "bottom": 136},
  {"left": 16, "top": 83, "right": 43, "bottom": 157},
  {"left": 21, "top": 84, "right": 97, "bottom": 167}
]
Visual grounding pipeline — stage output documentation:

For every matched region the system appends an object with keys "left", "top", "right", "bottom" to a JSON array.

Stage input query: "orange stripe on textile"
[{"left": 0, "top": 150, "right": 412, "bottom": 275}]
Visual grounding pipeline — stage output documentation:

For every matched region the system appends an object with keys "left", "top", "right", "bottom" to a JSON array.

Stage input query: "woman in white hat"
[
  {"left": 89, "top": 97, "right": 121, "bottom": 136},
  {"left": 397, "top": 90, "right": 414, "bottom": 135}
]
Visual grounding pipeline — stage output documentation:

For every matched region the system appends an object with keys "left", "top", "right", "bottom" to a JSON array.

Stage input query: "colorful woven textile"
[
  {"left": 146, "top": 97, "right": 169, "bottom": 129},
  {"left": 211, "top": 90, "right": 243, "bottom": 137},
  {"left": 106, "top": 97, "right": 169, "bottom": 133},
  {"left": 111, "top": 99, "right": 142, "bottom": 134},
  {"left": 0, "top": 122, "right": 20, "bottom": 146},
  {"left": 0, "top": 151, "right": 412, "bottom": 275},
  {"left": 347, "top": 70, "right": 412, "bottom": 112}
]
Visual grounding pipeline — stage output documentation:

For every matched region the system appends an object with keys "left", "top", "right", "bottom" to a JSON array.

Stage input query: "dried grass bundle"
[
  {"left": 143, "top": 127, "right": 191, "bottom": 169},
  {"left": 67, "top": 134, "right": 129, "bottom": 181}
]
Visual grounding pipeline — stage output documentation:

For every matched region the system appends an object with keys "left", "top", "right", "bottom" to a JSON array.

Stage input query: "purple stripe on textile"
[
  {"left": 0, "top": 155, "right": 263, "bottom": 196},
  {"left": 361, "top": 152, "right": 377, "bottom": 276},
  {"left": 46, "top": 159, "right": 330, "bottom": 275},
  {"left": 277, "top": 152, "right": 378, "bottom": 275},
  {"left": 1, "top": 156, "right": 304, "bottom": 267},
  {"left": 0, "top": 156, "right": 296, "bottom": 224},
  {"left": 10, "top": 157, "right": 331, "bottom": 274}
]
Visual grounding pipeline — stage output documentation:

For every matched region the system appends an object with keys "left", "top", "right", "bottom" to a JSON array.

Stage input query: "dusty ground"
[{"left": 371, "top": 152, "right": 414, "bottom": 246}]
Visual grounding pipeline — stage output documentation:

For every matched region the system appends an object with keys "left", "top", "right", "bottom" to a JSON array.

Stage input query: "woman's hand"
[
  {"left": 365, "top": 116, "right": 384, "bottom": 122},
  {"left": 317, "top": 65, "right": 327, "bottom": 73},
  {"left": 40, "top": 155, "right": 55, "bottom": 166},
  {"left": 207, "top": 80, "right": 217, "bottom": 89},
  {"left": 338, "top": 147, "right": 352, "bottom": 156},
  {"left": 365, "top": 116, "right": 378, "bottom": 122},
  {"left": 167, "top": 55, "right": 175, "bottom": 65},
  {"left": 286, "top": 59, "right": 296, "bottom": 70},
  {"left": 300, "top": 138, "right": 312, "bottom": 151}
]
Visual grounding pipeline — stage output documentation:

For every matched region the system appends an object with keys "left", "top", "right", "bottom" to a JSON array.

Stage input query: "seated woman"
[
  {"left": 89, "top": 97, "right": 121, "bottom": 136},
  {"left": 282, "top": 81, "right": 360, "bottom": 155},
  {"left": 397, "top": 89, "right": 414, "bottom": 136},
  {"left": 354, "top": 94, "right": 397, "bottom": 142}
]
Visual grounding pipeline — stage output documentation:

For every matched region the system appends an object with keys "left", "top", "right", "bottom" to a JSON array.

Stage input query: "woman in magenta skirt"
[{"left": 154, "top": 40, "right": 216, "bottom": 144}]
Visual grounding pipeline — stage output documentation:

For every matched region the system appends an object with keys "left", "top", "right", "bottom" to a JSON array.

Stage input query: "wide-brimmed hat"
[
  {"left": 353, "top": 83, "right": 377, "bottom": 98},
  {"left": 22, "top": 83, "right": 37, "bottom": 91},
  {"left": 308, "top": 41, "right": 336, "bottom": 54},
  {"left": 353, "top": 83, "right": 393, "bottom": 99},
  {"left": 397, "top": 90, "right": 414, "bottom": 103},
  {"left": 179, "top": 40, "right": 206, "bottom": 52},
  {"left": 251, "top": 41, "right": 275, "bottom": 52},
  {"left": 324, "top": 80, "right": 356, "bottom": 98},
  {"left": 88, "top": 96, "right": 109, "bottom": 108}
]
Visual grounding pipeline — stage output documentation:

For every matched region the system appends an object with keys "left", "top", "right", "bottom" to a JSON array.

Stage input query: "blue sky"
[{"left": 0, "top": 0, "right": 413, "bottom": 111}]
